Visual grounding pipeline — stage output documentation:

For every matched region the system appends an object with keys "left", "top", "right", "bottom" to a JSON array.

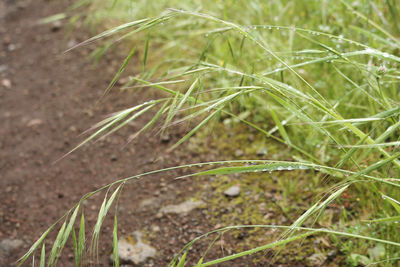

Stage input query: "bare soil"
[{"left": 0, "top": 0, "right": 204, "bottom": 265}]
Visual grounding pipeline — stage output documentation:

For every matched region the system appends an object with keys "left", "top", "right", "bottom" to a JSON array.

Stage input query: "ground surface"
[
  {"left": 0, "top": 0, "right": 210, "bottom": 265},
  {"left": 0, "top": 0, "right": 330, "bottom": 266}
]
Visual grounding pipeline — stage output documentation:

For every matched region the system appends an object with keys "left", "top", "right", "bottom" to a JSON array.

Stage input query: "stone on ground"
[
  {"left": 114, "top": 231, "right": 156, "bottom": 265},
  {"left": 157, "top": 200, "right": 205, "bottom": 217},
  {"left": 224, "top": 185, "right": 241, "bottom": 197},
  {"left": 0, "top": 238, "right": 23, "bottom": 258}
]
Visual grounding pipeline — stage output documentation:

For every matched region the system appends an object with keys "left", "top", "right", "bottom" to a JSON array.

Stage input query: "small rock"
[
  {"left": 256, "top": 148, "right": 268, "bottom": 156},
  {"left": 68, "top": 126, "right": 77, "bottom": 132},
  {"left": 51, "top": 21, "right": 62, "bottom": 32},
  {"left": 160, "top": 134, "right": 170, "bottom": 143},
  {"left": 327, "top": 250, "right": 337, "bottom": 260},
  {"left": 67, "top": 39, "right": 77, "bottom": 49},
  {"left": 110, "top": 155, "right": 118, "bottom": 161},
  {"left": 234, "top": 149, "right": 243, "bottom": 157},
  {"left": 0, "top": 65, "right": 7, "bottom": 73},
  {"left": 151, "top": 225, "right": 160, "bottom": 233},
  {"left": 258, "top": 202, "right": 267, "bottom": 213},
  {"left": 213, "top": 223, "right": 222, "bottom": 229},
  {"left": 224, "top": 185, "right": 240, "bottom": 197},
  {"left": 84, "top": 109, "right": 94, "bottom": 118},
  {"left": 114, "top": 231, "right": 156, "bottom": 265},
  {"left": 306, "top": 253, "right": 327, "bottom": 266},
  {"left": 116, "top": 76, "right": 131, "bottom": 86},
  {"left": 263, "top": 212, "right": 274, "bottom": 220},
  {"left": 247, "top": 134, "right": 255, "bottom": 142},
  {"left": 1, "top": 79, "right": 11, "bottom": 89},
  {"left": 7, "top": 44, "right": 16, "bottom": 51},
  {"left": 139, "top": 197, "right": 160, "bottom": 212},
  {"left": 27, "top": 119, "right": 43, "bottom": 127},
  {"left": 157, "top": 200, "right": 205, "bottom": 217},
  {"left": 17, "top": 2, "right": 27, "bottom": 9},
  {"left": 3, "top": 36, "right": 11, "bottom": 46},
  {"left": 0, "top": 239, "right": 24, "bottom": 256}
]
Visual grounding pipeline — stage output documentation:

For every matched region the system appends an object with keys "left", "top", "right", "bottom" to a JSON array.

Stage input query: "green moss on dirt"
[{"left": 185, "top": 122, "right": 345, "bottom": 265}]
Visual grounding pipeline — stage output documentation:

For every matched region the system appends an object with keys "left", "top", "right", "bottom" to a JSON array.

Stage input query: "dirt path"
[{"left": 0, "top": 0, "right": 220, "bottom": 266}]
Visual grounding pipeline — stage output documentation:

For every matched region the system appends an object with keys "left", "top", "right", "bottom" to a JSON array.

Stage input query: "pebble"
[
  {"left": 116, "top": 76, "right": 131, "bottom": 86},
  {"left": 327, "top": 250, "right": 337, "bottom": 260},
  {"left": 51, "top": 21, "right": 62, "bottom": 32},
  {"left": 258, "top": 202, "right": 267, "bottom": 213},
  {"left": 256, "top": 148, "right": 268, "bottom": 156},
  {"left": 1, "top": 79, "right": 11, "bottom": 89},
  {"left": 8, "top": 44, "right": 16, "bottom": 51},
  {"left": 224, "top": 185, "right": 241, "bottom": 197},
  {"left": 306, "top": 253, "right": 327, "bottom": 266},
  {"left": 0, "top": 239, "right": 24, "bottom": 256},
  {"left": 161, "top": 134, "right": 170, "bottom": 143},
  {"left": 26, "top": 118, "right": 43, "bottom": 127},
  {"left": 67, "top": 39, "right": 77, "bottom": 49},
  {"left": 157, "top": 200, "right": 205, "bottom": 217},
  {"left": 114, "top": 231, "right": 156, "bottom": 265},
  {"left": 151, "top": 225, "right": 160, "bottom": 232},
  {"left": 234, "top": 149, "right": 244, "bottom": 157},
  {"left": 3, "top": 36, "right": 11, "bottom": 46},
  {"left": 0, "top": 65, "right": 7, "bottom": 73},
  {"left": 139, "top": 197, "right": 160, "bottom": 212},
  {"left": 68, "top": 125, "right": 77, "bottom": 132}
]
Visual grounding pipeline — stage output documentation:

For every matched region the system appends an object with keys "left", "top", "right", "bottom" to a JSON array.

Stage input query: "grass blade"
[
  {"left": 40, "top": 243, "right": 45, "bottom": 267},
  {"left": 113, "top": 214, "right": 120, "bottom": 267},
  {"left": 48, "top": 221, "right": 66, "bottom": 266},
  {"left": 167, "top": 106, "right": 223, "bottom": 152},
  {"left": 382, "top": 194, "right": 400, "bottom": 214},
  {"left": 198, "top": 231, "right": 317, "bottom": 266},
  {"left": 18, "top": 227, "right": 53, "bottom": 266},
  {"left": 72, "top": 229, "right": 79, "bottom": 267},
  {"left": 177, "top": 250, "right": 188, "bottom": 267},
  {"left": 104, "top": 46, "right": 136, "bottom": 96},
  {"left": 78, "top": 212, "right": 85, "bottom": 263}
]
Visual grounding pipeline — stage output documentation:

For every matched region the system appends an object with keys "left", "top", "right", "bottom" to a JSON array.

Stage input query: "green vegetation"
[{"left": 27, "top": 0, "right": 399, "bottom": 266}]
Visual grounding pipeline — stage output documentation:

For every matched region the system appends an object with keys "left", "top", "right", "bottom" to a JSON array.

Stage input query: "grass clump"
[{"left": 25, "top": 0, "right": 400, "bottom": 266}]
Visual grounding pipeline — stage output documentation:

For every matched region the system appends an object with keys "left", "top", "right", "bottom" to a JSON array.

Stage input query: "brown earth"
[
  {"left": 0, "top": 0, "right": 211, "bottom": 265},
  {"left": 0, "top": 0, "right": 242, "bottom": 266},
  {"left": 0, "top": 0, "right": 323, "bottom": 266}
]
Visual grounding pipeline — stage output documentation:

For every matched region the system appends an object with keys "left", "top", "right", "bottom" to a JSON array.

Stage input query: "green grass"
[{"left": 27, "top": 0, "right": 400, "bottom": 266}]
